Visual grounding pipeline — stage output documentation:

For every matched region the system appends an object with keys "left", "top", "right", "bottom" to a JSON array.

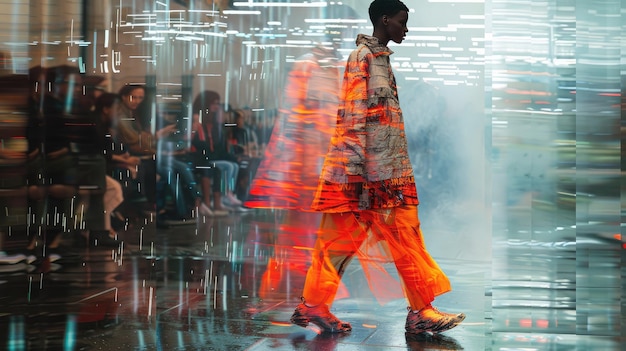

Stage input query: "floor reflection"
[{"left": 0, "top": 210, "right": 623, "bottom": 350}]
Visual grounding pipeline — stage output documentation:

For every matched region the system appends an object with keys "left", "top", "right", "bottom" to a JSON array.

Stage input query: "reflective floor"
[{"left": 0, "top": 209, "right": 623, "bottom": 351}]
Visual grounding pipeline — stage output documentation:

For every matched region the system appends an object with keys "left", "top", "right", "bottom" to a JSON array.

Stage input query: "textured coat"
[{"left": 312, "top": 34, "right": 418, "bottom": 212}]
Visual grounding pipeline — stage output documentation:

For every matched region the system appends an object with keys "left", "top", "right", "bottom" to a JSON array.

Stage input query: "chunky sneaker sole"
[
  {"left": 405, "top": 305, "right": 466, "bottom": 334},
  {"left": 290, "top": 302, "right": 352, "bottom": 333}
]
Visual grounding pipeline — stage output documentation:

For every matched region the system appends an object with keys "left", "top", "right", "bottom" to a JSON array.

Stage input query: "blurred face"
[
  {"left": 236, "top": 114, "right": 244, "bottom": 126},
  {"left": 385, "top": 10, "right": 409, "bottom": 44},
  {"left": 195, "top": 100, "right": 220, "bottom": 124},
  {"left": 122, "top": 87, "right": 145, "bottom": 111},
  {"left": 209, "top": 99, "right": 220, "bottom": 113},
  {"left": 103, "top": 100, "right": 119, "bottom": 122}
]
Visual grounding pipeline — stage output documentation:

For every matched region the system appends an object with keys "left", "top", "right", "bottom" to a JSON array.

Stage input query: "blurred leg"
[
  {"left": 369, "top": 205, "right": 451, "bottom": 310},
  {"left": 301, "top": 212, "right": 367, "bottom": 306},
  {"left": 103, "top": 176, "right": 123, "bottom": 231}
]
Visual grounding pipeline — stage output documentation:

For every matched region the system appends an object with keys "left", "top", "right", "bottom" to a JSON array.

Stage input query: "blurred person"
[
  {"left": 23, "top": 65, "right": 88, "bottom": 262},
  {"left": 192, "top": 91, "right": 246, "bottom": 211},
  {"left": 32, "top": 66, "right": 114, "bottom": 249},
  {"left": 246, "top": 44, "right": 342, "bottom": 210},
  {"left": 116, "top": 84, "right": 154, "bottom": 155},
  {"left": 252, "top": 109, "right": 276, "bottom": 151},
  {"left": 290, "top": 0, "right": 466, "bottom": 334},
  {"left": 154, "top": 107, "right": 215, "bottom": 222},
  {"left": 94, "top": 93, "right": 132, "bottom": 243},
  {"left": 188, "top": 107, "right": 230, "bottom": 216},
  {"left": 231, "top": 109, "right": 260, "bottom": 159},
  {"left": 71, "top": 78, "right": 111, "bottom": 248},
  {"left": 0, "top": 137, "right": 27, "bottom": 265},
  {"left": 244, "top": 42, "right": 343, "bottom": 299},
  {"left": 230, "top": 109, "right": 262, "bottom": 201},
  {"left": 157, "top": 103, "right": 228, "bottom": 220},
  {"left": 115, "top": 84, "right": 157, "bottom": 205}
]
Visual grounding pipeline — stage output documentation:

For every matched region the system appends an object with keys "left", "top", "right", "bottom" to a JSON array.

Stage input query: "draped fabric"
[
  {"left": 245, "top": 48, "right": 342, "bottom": 210},
  {"left": 302, "top": 206, "right": 451, "bottom": 310}
]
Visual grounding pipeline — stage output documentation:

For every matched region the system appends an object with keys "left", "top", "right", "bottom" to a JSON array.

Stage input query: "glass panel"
[
  {"left": 0, "top": 0, "right": 623, "bottom": 350},
  {"left": 490, "top": 0, "right": 624, "bottom": 349}
]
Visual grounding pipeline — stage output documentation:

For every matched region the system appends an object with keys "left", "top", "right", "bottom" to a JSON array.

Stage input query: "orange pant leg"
[
  {"left": 367, "top": 205, "right": 452, "bottom": 310},
  {"left": 301, "top": 212, "right": 367, "bottom": 306},
  {"left": 302, "top": 206, "right": 452, "bottom": 310},
  {"left": 259, "top": 210, "right": 320, "bottom": 299}
]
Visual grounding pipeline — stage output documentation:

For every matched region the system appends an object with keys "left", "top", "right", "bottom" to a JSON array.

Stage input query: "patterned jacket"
[
  {"left": 313, "top": 34, "right": 418, "bottom": 212},
  {"left": 320, "top": 34, "right": 415, "bottom": 184}
]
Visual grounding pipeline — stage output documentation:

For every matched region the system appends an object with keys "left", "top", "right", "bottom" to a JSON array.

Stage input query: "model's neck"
[{"left": 371, "top": 29, "right": 389, "bottom": 46}]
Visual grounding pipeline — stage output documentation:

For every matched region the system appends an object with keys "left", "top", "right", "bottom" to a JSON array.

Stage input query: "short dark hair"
[{"left": 368, "top": 0, "right": 409, "bottom": 26}]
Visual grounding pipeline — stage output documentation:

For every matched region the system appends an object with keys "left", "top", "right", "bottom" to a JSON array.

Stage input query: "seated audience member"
[
  {"left": 187, "top": 111, "right": 230, "bottom": 216},
  {"left": 231, "top": 109, "right": 261, "bottom": 159},
  {"left": 95, "top": 93, "right": 133, "bottom": 242},
  {"left": 191, "top": 91, "right": 247, "bottom": 212},
  {"left": 230, "top": 109, "right": 261, "bottom": 201},
  {"left": 155, "top": 107, "right": 227, "bottom": 221},
  {"left": 24, "top": 65, "right": 89, "bottom": 259},
  {"left": 252, "top": 109, "right": 276, "bottom": 153},
  {"left": 116, "top": 85, "right": 154, "bottom": 155},
  {"left": 115, "top": 84, "right": 156, "bottom": 204}
]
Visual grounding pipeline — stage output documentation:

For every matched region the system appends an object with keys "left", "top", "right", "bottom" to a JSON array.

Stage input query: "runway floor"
[{"left": 0, "top": 209, "right": 623, "bottom": 350}]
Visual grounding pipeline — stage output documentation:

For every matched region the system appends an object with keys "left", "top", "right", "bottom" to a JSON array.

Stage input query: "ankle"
[
  {"left": 412, "top": 303, "right": 432, "bottom": 313},
  {"left": 300, "top": 296, "right": 319, "bottom": 308}
]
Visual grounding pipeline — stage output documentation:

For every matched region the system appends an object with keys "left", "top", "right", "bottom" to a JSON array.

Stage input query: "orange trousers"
[{"left": 301, "top": 205, "right": 451, "bottom": 310}]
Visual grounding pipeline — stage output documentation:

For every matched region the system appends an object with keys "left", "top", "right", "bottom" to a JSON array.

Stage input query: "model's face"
[{"left": 386, "top": 10, "right": 409, "bottom": 44}]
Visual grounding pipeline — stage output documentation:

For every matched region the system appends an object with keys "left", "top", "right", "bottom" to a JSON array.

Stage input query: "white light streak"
[
  {"left": 460, "top": 14, "right": 485, "bottom": 20},
  {"left": 104, "top": 30, "right": 110, "bottom": 48},
  {"left": 428, "top": 0, "right": 483, "bottom": 2},
  {"left": 148, "top": 286, "right": 153, "bottom": 318},
  {"left": 222, "top": 275, "right": 227, "bottom": 311},
  {"left": 286, "top": 40, "right": 312, "bottom": 45},
  {"left": 222, "top": 10, "right": 261, "bottom": 15},
  {"left": 196, "top": 32, "right": 227, "bottom": 38},
  {"left": 404, "top": 35, "right": 447, "bottom": 41},
  {"left": 234, "top": 1, "right": 327, "bottom": 7},
  {"left": 304, "top": 18, "right": 366, "bottom": 23}
]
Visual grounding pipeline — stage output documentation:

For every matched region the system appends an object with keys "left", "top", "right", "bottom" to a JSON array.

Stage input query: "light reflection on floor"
[{"left": 0, "top": 210, "right": 623, "bottom": 350}]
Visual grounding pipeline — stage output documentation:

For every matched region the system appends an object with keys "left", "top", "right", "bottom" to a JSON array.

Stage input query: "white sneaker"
[
  {"left": 25, "top": 254, "right": 37, "bottom": 264},
  {"left": 198, "top": 203, "right": 215, "bottom": 217},
  {"left": 0, "top": 252, "right": 27, "bottom": 265},
  {"left": 48, "top": 253, "right": 62, "bottom": 263},
  {"left": 233, "top": 206, "right": 253, "bottom": 213},
  {"left": 224, "top": 193, "right": 243, "bottom": 207}
]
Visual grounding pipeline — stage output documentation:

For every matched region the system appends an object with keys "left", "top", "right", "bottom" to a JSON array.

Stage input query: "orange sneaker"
[
  {"left": 290, "top": 299, "right": 352, "bottom": 333},
  {"left": 405, "top": 305, "right": 465, "bottom": 334}
]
